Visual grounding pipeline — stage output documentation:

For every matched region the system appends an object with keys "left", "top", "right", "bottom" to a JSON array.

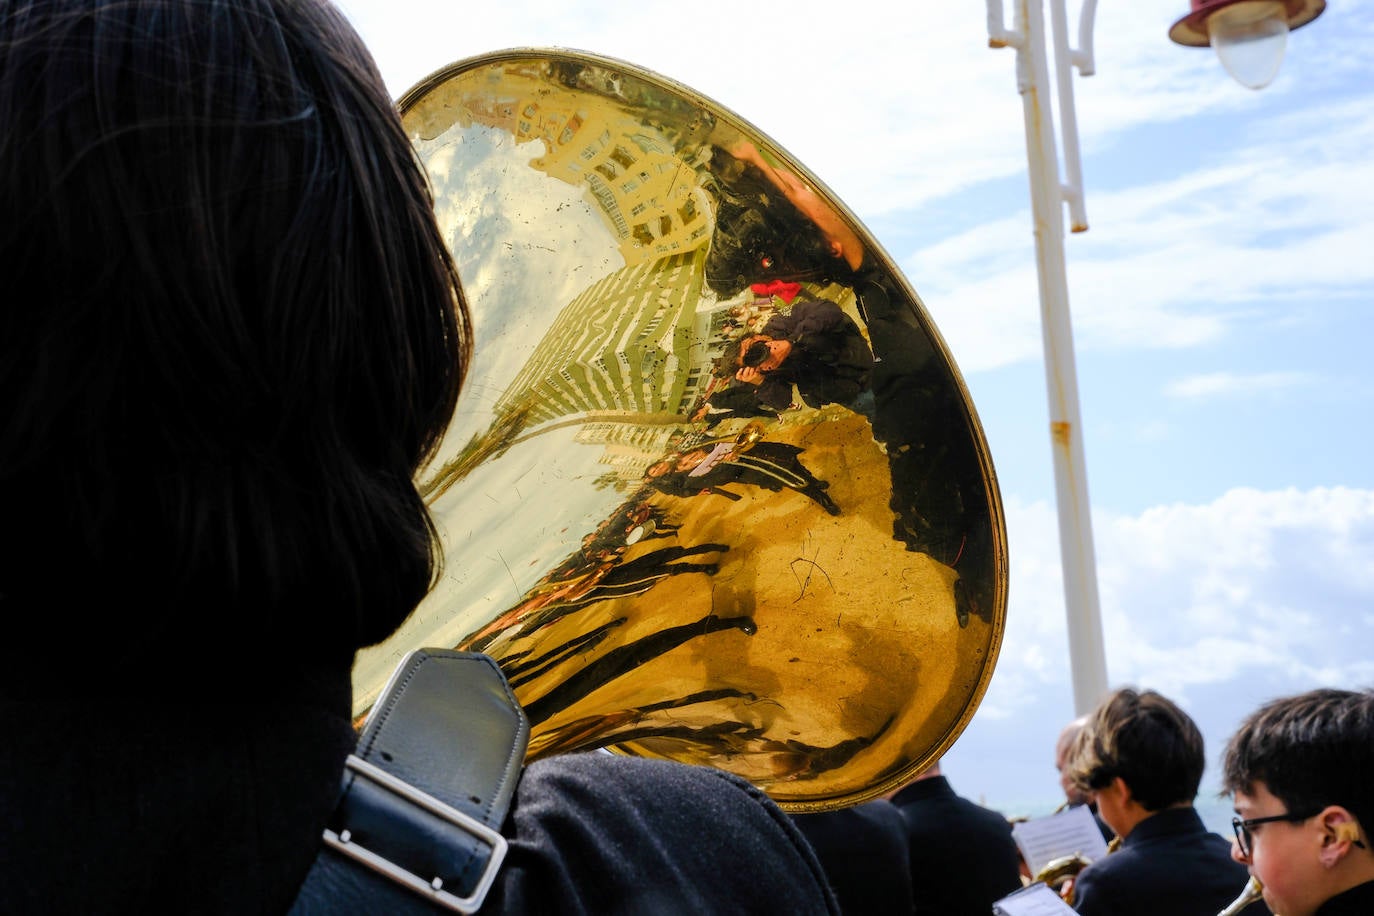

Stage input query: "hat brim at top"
[{"left": 1168, "top": 0, "right": 1325, "bottom": 47}]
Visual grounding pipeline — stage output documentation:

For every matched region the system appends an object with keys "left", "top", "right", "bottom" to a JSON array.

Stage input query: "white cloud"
[
  {"left": 957, "top": 485, "right": 1374, "bottom": 805},
  {"left": 983, "top": 485, "right": 1374, "bottom": 699},
  {"left": 909, "top": 94, "right": 1374, "bottom": 373},
  {"left": 1165, "top": 370, "right": 1311, "bottom": 399}
]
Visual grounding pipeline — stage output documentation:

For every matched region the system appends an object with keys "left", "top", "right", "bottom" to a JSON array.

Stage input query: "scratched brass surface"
[{"left": 353, "top": 49, "right": 1007, "bottom": 811}]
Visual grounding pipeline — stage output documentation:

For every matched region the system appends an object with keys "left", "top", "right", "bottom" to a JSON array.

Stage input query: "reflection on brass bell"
[{"left": 351, "top": 48, "right": 1008, "bottom": 812}]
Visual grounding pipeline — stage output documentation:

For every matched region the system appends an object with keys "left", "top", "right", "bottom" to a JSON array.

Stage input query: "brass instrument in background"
[
  {"left": 1035, "top": 852, "right": 1093, "bottom": 902},
  {"left": 352, "top": 49, "right": 1008, "bottom": 812},
  {"left": 1032, "top": 836, "right": 1121, "bottom": 905},
  {"left": 1217, "top": 876, "right": 1265, "bottom": 916}
]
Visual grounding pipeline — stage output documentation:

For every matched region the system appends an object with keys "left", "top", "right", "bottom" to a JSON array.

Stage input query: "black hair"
[
  {"left": 1065, "top": 687, "right": 1206, "bottom": 811},
  {"left": 1222, "top": 688, "right": 1374, "bottom": 833},
  {"left": 716, "top": 335, "right": 772, "bottom": 379},
  {"left": 702, "top": 145, "right": 846, "bottom": 299},
  {"left": 0, "top": 0, "right": 470, "bottom": 687},
  {"left": 741, "top": 339, "right": 772, "bottom": 368}
]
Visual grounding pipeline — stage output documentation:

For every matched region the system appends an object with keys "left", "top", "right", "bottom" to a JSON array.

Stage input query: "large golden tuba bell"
[{"left": 351, "top": 49, "right": 1008, "bottom": 812}]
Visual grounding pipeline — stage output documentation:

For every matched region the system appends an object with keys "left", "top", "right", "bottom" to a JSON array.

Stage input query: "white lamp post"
[
  {"left": 986, "top": 0, "right": 1109, "bottom": 717},
  {"left": 1169, "top": 0, "right": 1327, "bottom": 89}
]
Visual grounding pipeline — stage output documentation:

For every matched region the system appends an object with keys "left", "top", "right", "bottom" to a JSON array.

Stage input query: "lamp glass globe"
[{"left": 1209, "top": 0, "right": 1290, "bottom": 89}]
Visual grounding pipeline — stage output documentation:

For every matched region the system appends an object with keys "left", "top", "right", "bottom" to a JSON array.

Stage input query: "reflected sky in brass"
[{"left": 354, "top": 49, "right": 1008, "bottom": 810}]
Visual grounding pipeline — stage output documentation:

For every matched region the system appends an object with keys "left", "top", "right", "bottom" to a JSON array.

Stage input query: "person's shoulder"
[
  {"left": 790, "top": 297, "right": 846, "bottom": 321},
  {"left": 520, "top": 751, "right": 763, "bottom": 804},
  {"left": 1072, "top": 850, "right": 1136, "bottom": 915},
  {"left": 794, "top": 799, "right": 907, "bottom": 846},
  {"left": 1075, "top": 832, "right": 1163, "bottom": 898},
  {"left": 853, "top": 797, "right": 906, "bottom": 831},
  {"left": 934, "top": 789, "right": 1014, "bottom": 832},
  {"left": 498, "top": 753, "right": 838, "bottom": 915}
]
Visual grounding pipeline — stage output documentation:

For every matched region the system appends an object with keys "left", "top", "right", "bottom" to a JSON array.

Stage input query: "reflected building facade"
[{"left": 493, "top": 249, "right": 717, "bottom": 426}]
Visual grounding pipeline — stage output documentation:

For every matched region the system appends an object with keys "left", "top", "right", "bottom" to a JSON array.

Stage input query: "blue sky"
[{"left": 338, "top": 0, "right": 1374, "bottom": 823}]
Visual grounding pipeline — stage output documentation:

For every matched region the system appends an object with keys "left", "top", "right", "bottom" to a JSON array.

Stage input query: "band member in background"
[
  {"left": 1061, "top": 688, "right": 1266, "bottom": 915},
  {"left": 888, "top": 758, "right": 1023, "bottom": 916}
]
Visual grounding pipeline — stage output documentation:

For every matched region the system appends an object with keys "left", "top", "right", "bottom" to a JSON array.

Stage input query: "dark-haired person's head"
[
  {"left": 1223, "top": 688, "right": 1374, "bottom": 836},
  {"left": 1066, "top": 688, "right": 1205, "bottom": 819},
  {"left": 726, "top": 334, "right": 791, "bottom": 375},
  {"left": 742, "top": 338, "right": 771, "bottom": 368},
  {"left": 1221, "top": 688, "right": 1374, "bottom": 916},
  {"left": 0, "top": 0, "right": 470, "bottom": 695},
  {"left": 717, "top": 335, "right": 750, "bottom": 376}
]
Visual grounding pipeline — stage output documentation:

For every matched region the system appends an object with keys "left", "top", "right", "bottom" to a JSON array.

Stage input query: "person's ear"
[{"left": 1319, "top": 807, "right": 1364, "bottom": 867}]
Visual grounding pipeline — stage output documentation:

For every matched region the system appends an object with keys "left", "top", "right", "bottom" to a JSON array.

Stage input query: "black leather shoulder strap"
[{"left": 289, "top": 649, "right": 529, "bottom": 915}]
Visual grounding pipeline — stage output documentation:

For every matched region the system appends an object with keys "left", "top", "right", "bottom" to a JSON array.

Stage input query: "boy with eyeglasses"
[{"left": 1222, "top": 688, "right": 1374, "bottom": 916}]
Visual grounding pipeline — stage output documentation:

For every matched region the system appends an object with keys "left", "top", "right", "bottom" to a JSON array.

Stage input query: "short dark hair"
[
  {"left": 715, "top": 336, "right": 745, "bottom": 377},
  {"left": 741, "top": 339, "right": 772, "bottom": 368},
  {"left": 717, "top": 334, "right": 770, "bottom": 376},
  {"left": 1, "top": 0, "right": 470, "bottom": 685},
  {"left": 1222, "top": 688, "right": 1374, "bottom": 833},
  {"left": 1065, "top": 687, "right": 1205, "bottom": 811}
]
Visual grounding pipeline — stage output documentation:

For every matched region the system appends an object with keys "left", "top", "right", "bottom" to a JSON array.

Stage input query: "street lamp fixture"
[
  {"left": 1169, "top": 0, "right": 1326, "bottom": 89},
  {"left": 986, "top": 0, "right": 1110, "bottom": 717}
]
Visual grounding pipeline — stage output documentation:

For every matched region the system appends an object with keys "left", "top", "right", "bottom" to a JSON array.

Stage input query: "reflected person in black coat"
[
  {"left": 889, "top": 759, "right": 1024, "bottom": 916},
  {"left": 646, "top": 439, "right": 840, "bottom": 515},
  {"left": 725, "top": 297, "right": 875, "bottom": 416}
]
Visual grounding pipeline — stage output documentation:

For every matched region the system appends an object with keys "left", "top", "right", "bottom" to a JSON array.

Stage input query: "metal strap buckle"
[{"left": 321, "top": 755, "right": 509, "bottom": 914}]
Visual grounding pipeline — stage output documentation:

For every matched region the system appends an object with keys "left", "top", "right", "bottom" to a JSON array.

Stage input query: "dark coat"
[
  {"left": 1071, "top": 807, "right": 1269, "bottom": 916},
  {"left": 487, "top": 753, "right": 838, "bottom": 914},
  {"left": 791, "top": 800, "right": 915, "bottom": 916},
  {"left": 1316, "top": 881, "right": 1374, "bottom": 915},
  {"left": 754, "top": 299, "right": 874, "bottom": 411},
  {"left": 890, "top": 774, "right": 1022, "bottom": 916},
  {"left": 1, "top": 673, "right": 359, "bottom": 915},
  {"left": 3, "top": 684, "right": 838, "bottom": 916},
  {"left": 892, "top": 775, "right": 1025, "bottom": 916}
]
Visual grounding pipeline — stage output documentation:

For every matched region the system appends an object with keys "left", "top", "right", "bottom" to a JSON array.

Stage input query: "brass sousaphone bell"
[{"left": 352, "top": 49, "right": 1009, "bottom": 812}]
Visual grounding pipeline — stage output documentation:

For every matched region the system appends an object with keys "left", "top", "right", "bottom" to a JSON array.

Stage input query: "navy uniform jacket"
[
  {"left": 1316, "top": 881, "right": 1374, "bottom": 915},
  {"left": 488, "top": 753, "right": 839, "bottom": 915},
  {"left": 1072, "top": 807, "right": 1269, "bottom": 916},
  {"left": 791, "top": 799, "right": 915, "bottom": 916},
  {"left": 892, "top": 775, "right": 1024, "bottom": 916}
]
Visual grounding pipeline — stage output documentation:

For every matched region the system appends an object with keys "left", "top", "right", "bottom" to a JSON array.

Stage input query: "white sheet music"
[
  {"left": 685, "top": 441, "right": 734, "bottom": 477},
  {"left": 993, "top": 881, "right": 1078, "bottom": 915},
  {"left": 1011, "top": 804, "right": 1111, "bottom": 879}
]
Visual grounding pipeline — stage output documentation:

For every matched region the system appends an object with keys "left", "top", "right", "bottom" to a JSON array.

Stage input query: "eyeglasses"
[{"left": 1232, "top": 811, "right": 1319, "bottom": 858}]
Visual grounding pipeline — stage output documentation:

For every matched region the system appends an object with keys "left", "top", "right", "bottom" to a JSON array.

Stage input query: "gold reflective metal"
[{"left": 353, "top": 48, "right": 1008, "bottom": 811}]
